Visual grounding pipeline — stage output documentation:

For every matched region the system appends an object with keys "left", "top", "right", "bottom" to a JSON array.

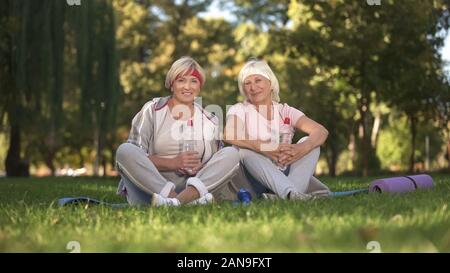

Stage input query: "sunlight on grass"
[{"left": 0, "top": 176, "right": 449, "bottom": 252}]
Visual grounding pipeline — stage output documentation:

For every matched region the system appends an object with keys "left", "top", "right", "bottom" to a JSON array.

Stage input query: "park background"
[
  {"left": 1, "top": 0, "right": 450, "bottom": 178},
  {"left": 1, "top": 0, "right": 450, "bottom": 253}
]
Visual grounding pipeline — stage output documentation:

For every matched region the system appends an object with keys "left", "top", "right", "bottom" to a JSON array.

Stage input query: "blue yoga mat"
[
  {"left": 58, "top": 197, "right": 128, "bottom": 208},
  {"left": 330, "top": 189, "right": 368, "bottom": 197}
]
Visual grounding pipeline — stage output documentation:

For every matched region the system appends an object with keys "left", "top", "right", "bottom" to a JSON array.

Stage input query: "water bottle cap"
[{"left": 237, "top": 188, "right": 252, "bottom": 203}]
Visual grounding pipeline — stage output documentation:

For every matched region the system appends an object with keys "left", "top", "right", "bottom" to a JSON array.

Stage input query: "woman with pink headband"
[
  {"left": 115, "top": 56, "right": 240, "bottom": 206},
  {"left": 225, "top": 58, "right": 331, "bottom": 201}
]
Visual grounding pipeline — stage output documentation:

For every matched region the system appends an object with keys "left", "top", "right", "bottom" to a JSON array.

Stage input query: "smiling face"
[
  {"left": 171, "top": 74, "right": 201, "bottom": 105},
  {"left": 243, "top": 74, "right": 272, "bottom": 106}
]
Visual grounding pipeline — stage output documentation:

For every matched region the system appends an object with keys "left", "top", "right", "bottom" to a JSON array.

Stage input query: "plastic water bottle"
[
  {"left": 182, "top": 119, "right": 195, "bottom": 172},
  {"left": 237, "top": 188, "right": 252, "bottom": 205},
  {"left": 279, "top": 117, "right": 294, "bottom": 171}
]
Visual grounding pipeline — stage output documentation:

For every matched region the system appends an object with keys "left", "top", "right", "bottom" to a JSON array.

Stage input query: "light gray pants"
[
  {"left": 232, "top": 137, "right": 330, "bottom": 199},
  {"left": 115, "top": 143, "right": 240, "bottom": 205}
]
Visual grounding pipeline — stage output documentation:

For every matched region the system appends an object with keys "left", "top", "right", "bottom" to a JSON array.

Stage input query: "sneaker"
[
  {"left": 288, "top": 191, "right": 312, "bottom": 201},
  {"left": 262, "top": 193, "right": 280, "bottom": 201},
  {"left": 309, "top": 189, "right": 331, "bottom": 198},
  {"left": 187, "top": 193, "right": 214, "bottom": 206},
  {"left": 151, "top": 193, "right": 181, "bottom": 207}
]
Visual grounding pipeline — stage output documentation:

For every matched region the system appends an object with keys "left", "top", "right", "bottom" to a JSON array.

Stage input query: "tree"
[
  {"left": 113, "top": 0, "right": 237, "bottom": 139},
  {"left": 0, "top": 0, "right": 119, "bottom": 177},
  {"left": 69, "top": 0, "right": 119, "bottom": 176},
  {"left": 378, "top": 0, "right": 449, "bottom": 172},
  {"left": 435, "top": 86, "right": 450, "bottom": 170},
  {"left": 0, "top": 0, "right": 66, "bottom": 176}
]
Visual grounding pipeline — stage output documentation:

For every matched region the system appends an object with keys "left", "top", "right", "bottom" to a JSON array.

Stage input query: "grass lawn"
[{"left": 0, "top": 175, "right": 449, "bottom": 252}]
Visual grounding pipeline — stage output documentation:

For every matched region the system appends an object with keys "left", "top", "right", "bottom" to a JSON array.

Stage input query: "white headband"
[{"left": 241, "top": 66, "right": 271, "bottom": 82}]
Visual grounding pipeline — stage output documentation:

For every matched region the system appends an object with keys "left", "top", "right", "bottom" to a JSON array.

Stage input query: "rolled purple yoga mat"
[{"left": 369, "top": 174, "right": 433, "bottom": 193}]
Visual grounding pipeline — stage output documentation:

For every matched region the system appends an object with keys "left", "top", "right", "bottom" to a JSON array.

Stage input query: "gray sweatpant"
[
  {"left": 115, "top": 143, "right": 240, "bottom": 205},
  {"left": 231, "top": 137, "right": 330, "bottom": 199}
]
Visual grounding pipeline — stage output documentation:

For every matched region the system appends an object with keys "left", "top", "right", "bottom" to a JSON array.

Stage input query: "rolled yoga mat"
[{"left": 369, "top": 174, "right": 433, "bottom": 193}]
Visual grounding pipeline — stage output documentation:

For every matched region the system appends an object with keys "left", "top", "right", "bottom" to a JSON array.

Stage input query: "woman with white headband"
[
  {"left": 115, "top": 56, "right": 240, "bottom": 206},
  {"left": 224, "top": 58, "right": 330, "bottom": 200}
]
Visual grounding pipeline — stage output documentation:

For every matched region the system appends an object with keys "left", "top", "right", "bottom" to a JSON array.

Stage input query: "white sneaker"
[
  {"left": 309, "top": 189, "right": 331, "bottom": 198},
  {"left": 151, "top": 193, "right": 181, "bottom": 207},
  {"left": 288, "top": 191, "right": 312, "bottom": 201},
  {"left": 262, "top": 193, "right": 280, "bottom": 201},
  {"left": 187, "top": 193, "right": 214, "bottom": 206}
]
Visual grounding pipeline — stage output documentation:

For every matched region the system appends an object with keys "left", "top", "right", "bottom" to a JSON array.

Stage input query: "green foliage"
[
  {"left": 377, "top": 114, "right": 444, "bottom": 170},
  {"left": 221, "top": 0, "right": 290, "bottom": 27},
  {"left": 0, "top": 0, "right": 69, "bottom": 175},
  {"left": 377, "top": 116, "right": 411, "bottom": 169},
  {"left": 282, "top": 0, "right": 449, "bottom": 174},
  {"left": 1, "top": 0, "right": 450, "bottom": 176}
]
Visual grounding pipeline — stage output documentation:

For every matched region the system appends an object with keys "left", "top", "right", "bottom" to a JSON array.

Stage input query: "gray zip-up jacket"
[{"left": 116, "top": 96, "right": 222, "bottom": 195}]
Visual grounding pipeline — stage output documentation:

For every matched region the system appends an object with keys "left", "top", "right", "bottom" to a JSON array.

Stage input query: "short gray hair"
[
  {"left": 165, "top": 56, "right": 206, "bottom": 89},
  {"left": 237, "top": 59, "right": 280, "bottom": 102}
]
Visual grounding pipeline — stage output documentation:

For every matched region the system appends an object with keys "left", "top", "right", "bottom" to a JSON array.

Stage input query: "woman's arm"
[
  {"left": 279, "top": 116, "right": 328, "bottom": 165},
  {"left": 148, "top": 155, "right": 178, "bottom": 171},
  {"left": 149, "top": 152, "right": 200, "bottom": 172},
  {"left": 223, "top": 115, "right": 280, "bottom": 161},
  {"left": 294, "top": 115, "right": 329, "bottom": 151}
]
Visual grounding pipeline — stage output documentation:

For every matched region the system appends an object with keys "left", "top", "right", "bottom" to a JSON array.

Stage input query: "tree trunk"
[
  {"left": 371, "top": 110, "right": 382, "bottom": 150},
  {"left": 447, "top": 139, "right": 450, "bottom": 171},
  {"left": 349, "top": 133, "right": 356, "bottom": 173},
  {"left": 45, "top": 150, "right": 55, "bottom": 176},
  {"left": 357, "top": 51, "right": 371, "bottom": 177},
  {"left": 328, "top": 147, "right": 337, "bottom": 177},
  {"left": 93, "top": 124, "right": 100, "bottom": 176},
  {"left": 102, "top": 156, "right": 107, "bottom": 178},
  {"left": 110, "top": 144, "right": 116, "bottom": 172},
  {"left": 5, "top": 121, "right": 29, "bottom": 177},
  {"left": 408, "top": 114, "right": 417, "bottom": 173},
  {"left": 45, "top": 0, "right": 65, "bottom": 177},
  {"left": 45, "top": 126, "right": 56, "bottom": 176},
  {"left": 358, "top": 101, "right": 369, "bottom": 177},
  {"left": 79, "top": 148, "right": 84, "bottom": 168},
  {"left": 324, "top": 122, "right": 338, "bottom": 176}
]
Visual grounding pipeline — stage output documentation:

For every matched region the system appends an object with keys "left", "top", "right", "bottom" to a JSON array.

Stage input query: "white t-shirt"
[
  {"left": 226, "top": 100, "right": 305, "bottom": 142},
  {"left": 153, "top": 107, "right": 205, "bottom": 159}
]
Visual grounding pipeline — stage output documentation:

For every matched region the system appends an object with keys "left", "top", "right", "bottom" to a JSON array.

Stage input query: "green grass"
[{"left": 1, "top": 175, "right": 449, "bottom": 252}]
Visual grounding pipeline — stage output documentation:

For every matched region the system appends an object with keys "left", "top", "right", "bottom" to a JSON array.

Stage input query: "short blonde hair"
[
  {"left": 165, "top": 56, "right": 206, "bottom": 89},
  {"left": 237, "top": 59, "right": 280, "bottom": 102}
]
